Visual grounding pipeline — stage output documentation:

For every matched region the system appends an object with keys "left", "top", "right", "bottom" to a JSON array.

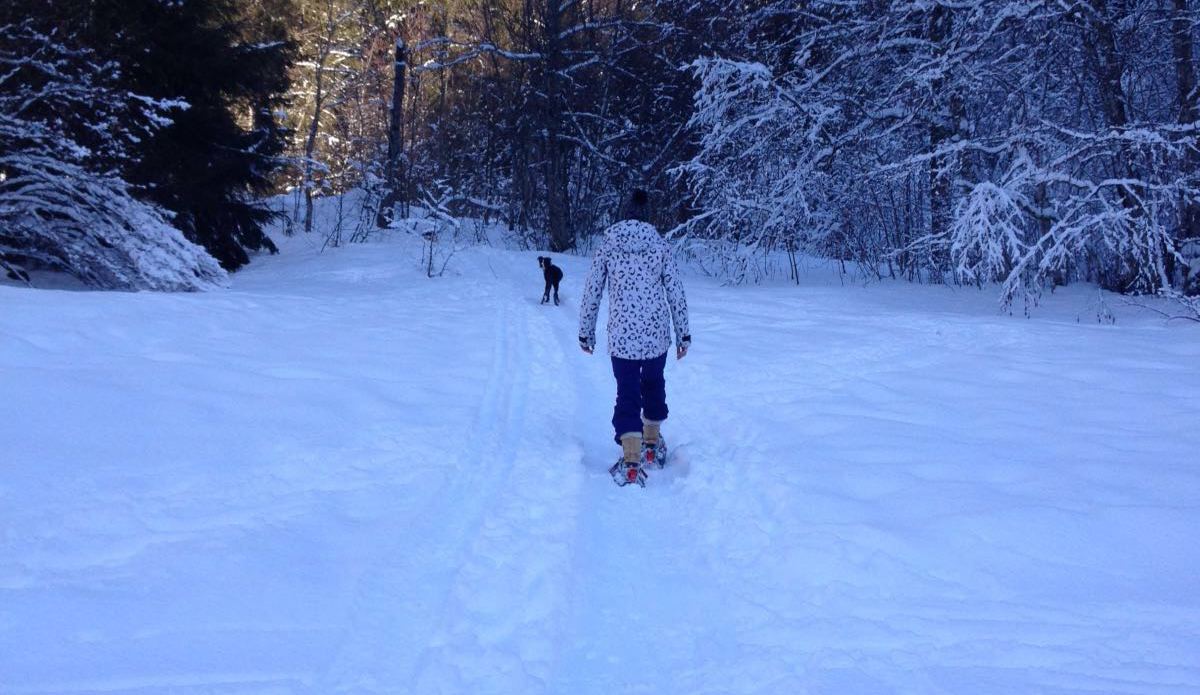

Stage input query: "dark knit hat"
[{"left": 625, "top": 188, "right": 650, "bottom": 222}]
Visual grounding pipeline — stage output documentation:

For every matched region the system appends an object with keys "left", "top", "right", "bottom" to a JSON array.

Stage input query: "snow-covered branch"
[{"left": 0, "top": 23, "right": 225, "bottom": 290}]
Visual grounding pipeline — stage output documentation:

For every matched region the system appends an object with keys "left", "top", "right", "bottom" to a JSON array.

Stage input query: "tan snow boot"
[
  {"left": 620, "top": 432, "right": 643, "bottom": 463},
  {"left": 642, "top": 419, "right": 662, "bottom": 445}
]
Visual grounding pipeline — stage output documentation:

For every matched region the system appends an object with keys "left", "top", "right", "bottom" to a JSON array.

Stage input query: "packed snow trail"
[{"left": 2, "top": 234, "right": 1199, "bottom": 694}]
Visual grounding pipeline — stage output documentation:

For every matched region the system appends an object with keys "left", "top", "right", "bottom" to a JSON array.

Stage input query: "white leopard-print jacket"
[{"left": 579, "top": 220, "right": 691, "bottom": 360}]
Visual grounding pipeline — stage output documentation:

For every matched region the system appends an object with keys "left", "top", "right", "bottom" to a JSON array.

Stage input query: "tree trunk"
[
  {"left": 542, "top": 2, "right": 572, "bottom": 252},
  {"left": 302, "top": 27, "right": 331, "bottom": 235},
  {"left": 377, "top": 36, "right": 408, "bottom": 228},
  {"left": 927, "top": 3, "right": 957, "bottom": 282},
  {"left": 1173, "top": 0, "right": 1198, "bottom": 285},
  {"left": 1080, "top": 0, "right": 1146, "bottom": 289}
]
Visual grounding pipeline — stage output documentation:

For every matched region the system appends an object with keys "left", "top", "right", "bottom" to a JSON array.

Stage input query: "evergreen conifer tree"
[{"left": 77, "top": 0, "right": 296, "bottom": 270}]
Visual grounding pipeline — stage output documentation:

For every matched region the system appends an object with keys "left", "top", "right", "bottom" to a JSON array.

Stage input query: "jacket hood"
[{"left": 606, "top": 220, "right": 661, "bottom": 254}]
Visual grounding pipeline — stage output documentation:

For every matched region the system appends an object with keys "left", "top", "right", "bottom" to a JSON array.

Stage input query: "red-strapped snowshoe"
[
  {"left": 642, "top": 437, "right": 667, "bottom": 470},
  {"left": 609, "top": 459, "right": 647, "bottom": 487}
]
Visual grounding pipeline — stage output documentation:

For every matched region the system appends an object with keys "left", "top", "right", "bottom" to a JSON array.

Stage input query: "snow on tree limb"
[{"left": 0, "top": 23, "right": 225, "bottom": 291}]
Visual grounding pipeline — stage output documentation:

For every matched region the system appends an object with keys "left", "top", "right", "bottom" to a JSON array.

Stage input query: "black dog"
[{"left": 538, "top": 256, "right": 563, "bottom": 305}]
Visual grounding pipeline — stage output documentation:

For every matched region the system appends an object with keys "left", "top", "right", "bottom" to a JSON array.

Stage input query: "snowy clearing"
[{"left": 2, "top": 234, "right": 1199, "bottom": 694}]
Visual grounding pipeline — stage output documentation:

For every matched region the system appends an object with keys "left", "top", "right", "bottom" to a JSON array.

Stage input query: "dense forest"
[{"left": 2, "top": 0, "right": 1199, "bottom": 308}]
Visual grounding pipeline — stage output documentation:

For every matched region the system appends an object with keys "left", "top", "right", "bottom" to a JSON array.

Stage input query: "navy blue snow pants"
[{"left": 610, "top": 352, "right": 668, "bottom": 444}]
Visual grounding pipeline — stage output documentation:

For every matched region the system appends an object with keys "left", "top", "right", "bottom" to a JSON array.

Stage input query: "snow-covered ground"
[{"left": 2, "top": 230, "right": 1199, "bottom": 694}]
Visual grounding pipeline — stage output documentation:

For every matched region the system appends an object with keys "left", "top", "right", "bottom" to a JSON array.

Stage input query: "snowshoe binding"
[
  {"left": 609, "top": 458, "right": 647, "bottom": 487},
  {"left": 642, "top": 436, "right": 667, "bottom": 470}
]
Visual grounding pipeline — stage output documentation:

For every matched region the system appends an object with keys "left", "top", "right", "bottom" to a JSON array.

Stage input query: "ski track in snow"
[{"left": 1, "top": 236, "right": 1199, "bottom": 694}]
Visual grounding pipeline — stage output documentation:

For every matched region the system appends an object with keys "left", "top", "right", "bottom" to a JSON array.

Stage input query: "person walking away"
[{"left": 578, "top": 189, "right": 691, "bottom": 486}]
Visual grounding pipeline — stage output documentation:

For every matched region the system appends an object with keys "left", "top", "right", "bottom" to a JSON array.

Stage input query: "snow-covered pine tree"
[
  {"left": 0, "top": 22, "right": 225, "bottom": 290},
  {"left": 76, "top": 0, "right": 295, "bottom": 271}
]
